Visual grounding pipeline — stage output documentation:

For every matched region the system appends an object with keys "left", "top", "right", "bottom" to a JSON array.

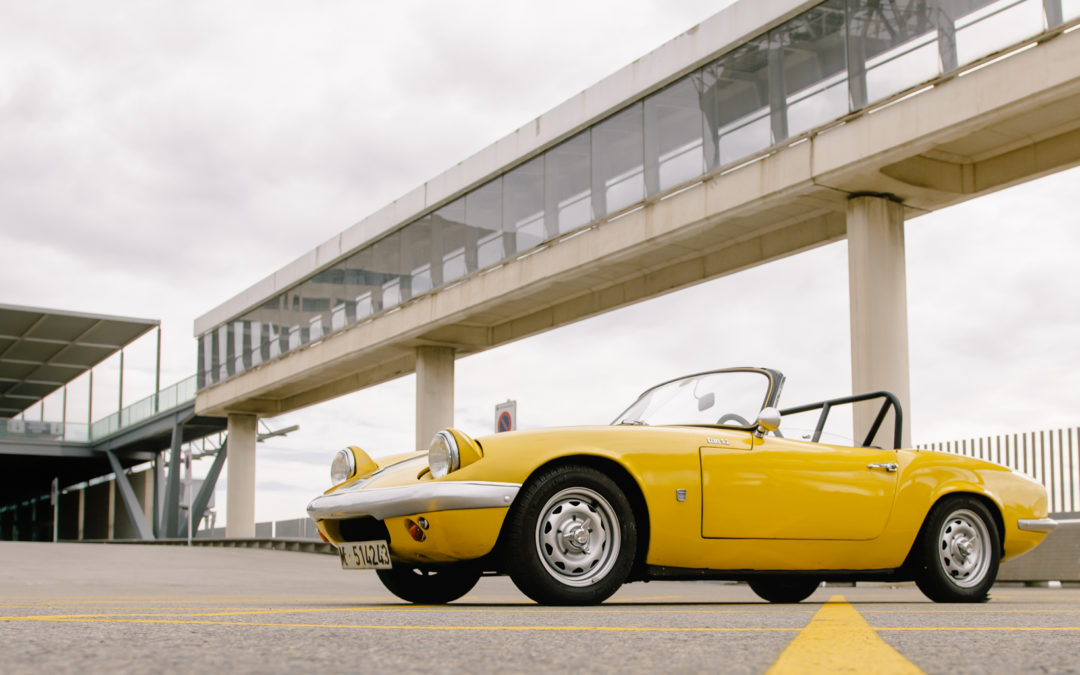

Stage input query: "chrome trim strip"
[
  {"left": 306, "top": 480, "right": 521, "bottom": 521},
  {"left": 1017, "top": 518, "right": 1059, "bottom": 533}
]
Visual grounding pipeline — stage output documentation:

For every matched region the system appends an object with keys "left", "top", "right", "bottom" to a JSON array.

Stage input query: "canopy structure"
[{"left": 0, "top": 303, "right": 159, "bottom": 418}]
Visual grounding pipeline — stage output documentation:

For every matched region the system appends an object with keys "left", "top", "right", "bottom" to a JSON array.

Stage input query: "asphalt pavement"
[{"left": 1, "top": 542, "right": 1077, "bottom": 673}]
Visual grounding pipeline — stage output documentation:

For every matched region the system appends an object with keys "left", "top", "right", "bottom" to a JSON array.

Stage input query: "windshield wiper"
[{"left": 618, "top": 419, "right": 647, "bottom": 426}]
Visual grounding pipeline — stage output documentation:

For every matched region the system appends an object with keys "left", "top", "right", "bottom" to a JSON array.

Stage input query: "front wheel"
[
  {"left": 748, "top": 577, "right": 820, "bottom": 603},
  {"left": 376, "top": 564, "right": 481, "bottom": 604},
  {"left": 504, "top": 465, "right": 636, "bottom": 605},
  {"left": 914, "top": 496, "right": 1000, "bottom": 603}
]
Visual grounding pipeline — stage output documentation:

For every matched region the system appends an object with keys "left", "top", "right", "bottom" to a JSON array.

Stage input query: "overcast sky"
[{"left": 3, "top": 2, "right": 1078, "bottom": 525}]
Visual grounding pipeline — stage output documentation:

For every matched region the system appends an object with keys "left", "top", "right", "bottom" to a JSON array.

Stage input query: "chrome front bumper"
[
  {"left": 1017, "top": 518, "right": 1058, "bottom": 533},
  {"left": 306, "top": 481, "right": 521, "bottom": 521}
]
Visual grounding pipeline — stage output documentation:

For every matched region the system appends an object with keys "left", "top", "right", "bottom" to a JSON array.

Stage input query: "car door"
[{"left": 700, "top": 434, "right": 899, "bottom": 540}]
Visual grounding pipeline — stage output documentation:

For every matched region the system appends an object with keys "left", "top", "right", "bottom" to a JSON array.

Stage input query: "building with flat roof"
[{"left": 0, "top": 303, "right": 225, "bottom": 541}]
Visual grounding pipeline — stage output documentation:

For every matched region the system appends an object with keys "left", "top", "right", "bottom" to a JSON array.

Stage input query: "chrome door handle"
[{"left": 867, "top": 463, "right": 899, "bottom": 472}]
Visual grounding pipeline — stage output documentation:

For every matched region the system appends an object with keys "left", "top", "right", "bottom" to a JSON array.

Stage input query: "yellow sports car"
[{"left": 307, "top": 367, "right": 1055, "bottom": 605}]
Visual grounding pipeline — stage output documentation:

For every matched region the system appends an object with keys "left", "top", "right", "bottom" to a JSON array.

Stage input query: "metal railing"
[
  {"left": 1, "top": 376, "right": 198, "bottom": 445},
  {"left": 89, "top": 375, "right": 198, "bottom": 441},
  {"left": 920, "top": 426, "right": 1080, "bottom": 514}
]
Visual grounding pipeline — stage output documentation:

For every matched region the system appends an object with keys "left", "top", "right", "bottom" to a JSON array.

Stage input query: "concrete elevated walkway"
[{"left": 195, "top": 14, "right": 1080, "bottom": 420}]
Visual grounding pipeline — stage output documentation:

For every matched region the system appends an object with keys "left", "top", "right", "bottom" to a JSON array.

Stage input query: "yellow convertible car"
[{"left": 307, "top": 367, "right": 1055, "bottom": 605}]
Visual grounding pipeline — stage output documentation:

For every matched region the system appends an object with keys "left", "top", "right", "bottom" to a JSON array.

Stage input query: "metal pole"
[
  {"left": 118, "top": 349, "right": 124, "bottom": 415},
  {"left": 87, "top": 370, "right": 93, "bottom": 429},
  {"left": 51, "top": 478, "right": 58, "bottom": 543},
  {"left": 185, "top": 448, "right": 192, "bottom": 546},
  {"left": 154, "top": 326, "right": 162, "bottom": 413},
  {"left": 62, "top": 386, "right": 67, "bottom": 439}
]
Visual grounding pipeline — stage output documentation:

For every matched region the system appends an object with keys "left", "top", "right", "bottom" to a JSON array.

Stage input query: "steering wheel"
[{"left": 716, "top": 413, "right": 750, "bottom": 426}]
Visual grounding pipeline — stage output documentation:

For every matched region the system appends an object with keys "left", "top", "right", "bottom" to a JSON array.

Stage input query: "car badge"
[{"left": 706, "top": 437, "right": 730, "bottom": 446}]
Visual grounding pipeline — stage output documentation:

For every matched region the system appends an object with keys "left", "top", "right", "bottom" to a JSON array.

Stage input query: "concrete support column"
[
  {"left": 847, "top": 194, "right": 912, "bottom": 449},
  {"left": 107, "top": 481, "right": 116, "bottom": 540},
  {"left": 415, "top": 346, "right": 455, "bottom": 452},
  {"left": 225, "top": 413, "right": 258, "bottom": 538},
  {"left": 77, "top": 489, "right": 85, "bottom": 541}
]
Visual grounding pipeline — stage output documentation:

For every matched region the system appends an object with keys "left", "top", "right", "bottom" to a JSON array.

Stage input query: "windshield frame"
[{"left": 610, "top": 367, "right": 785, "bottom": 429}]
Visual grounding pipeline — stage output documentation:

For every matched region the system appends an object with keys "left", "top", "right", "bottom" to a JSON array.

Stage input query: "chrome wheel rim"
[
  {"left": 535, "top": 487, "right": 620, "bottom": 587},
  {"left": 936, "top": 509, "right": 992, "bottom": 588}
]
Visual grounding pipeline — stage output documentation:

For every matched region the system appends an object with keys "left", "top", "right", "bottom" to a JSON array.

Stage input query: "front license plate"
[{"left": 338, "top": 540, "right": 392, "bottom": 570}]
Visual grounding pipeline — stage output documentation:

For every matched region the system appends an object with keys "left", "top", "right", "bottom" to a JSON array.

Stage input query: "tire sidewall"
[
  {"left": 505, "top": 465, "right": 636, "bottom": 605},
  {"left": 915, "top": 496, "right": 1001, "bottom": 603},
  {"left": 748, "top": 576, "right": 820, "bottom": 603},
  {"left": 376, "top": 564, "right": 481, "bottom": 604}
]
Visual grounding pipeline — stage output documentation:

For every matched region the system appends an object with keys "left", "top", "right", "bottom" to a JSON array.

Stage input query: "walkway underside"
[{"left": 197, "top": 28, "right": 1080, "bottom": 418}]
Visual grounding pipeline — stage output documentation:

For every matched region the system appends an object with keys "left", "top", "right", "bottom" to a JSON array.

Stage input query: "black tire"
[
  {"left": 375, "top": 564, "right": 481, "bottom": 604},
  {"left": 913, "top": 496, "right": 1000, "bottom": 603},
  {"left": 504, "top": 465, "right": 636, "bottom": 605},
  {"left": 748, "top": 577, "right": 820, "bottom": 603}
]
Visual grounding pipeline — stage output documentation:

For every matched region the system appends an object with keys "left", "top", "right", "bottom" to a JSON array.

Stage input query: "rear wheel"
[
  {"left": 914, "top": 496, "right": 1000, "bottom": 603},
  {"left": 748, "top": 577, "right": 820, "bottom": 603},
  {"left": 504, "top": 465, "right": 636, "bottom": 605},
  {"left": 376, "top": 564, "right": 481, "bottom": 604}
]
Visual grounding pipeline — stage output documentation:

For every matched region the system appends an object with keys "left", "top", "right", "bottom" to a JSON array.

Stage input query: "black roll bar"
[{"left": 778, "top": 390, "right": 904, "bottom": 449}]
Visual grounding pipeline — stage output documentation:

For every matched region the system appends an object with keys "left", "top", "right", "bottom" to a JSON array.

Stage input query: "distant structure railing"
[
  {"left": 89, "top": 375, "right": 198, "bottom": 440},
  {"left": 0, "top": 376, "right": 199, "bottom": 445},
  {"left": 197, "top": 517, "right": 321, "bottom": 542},
  {"left": 919, "top": 426, "right": 1079, "bottom": 514}
]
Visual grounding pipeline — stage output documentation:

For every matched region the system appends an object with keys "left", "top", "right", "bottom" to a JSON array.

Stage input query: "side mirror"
[
  {"left": 697, "top": 392, "right": 715, "bottom": 412},
  {"left": 755, "top": 407, "right": 781, "bottom": 436}
]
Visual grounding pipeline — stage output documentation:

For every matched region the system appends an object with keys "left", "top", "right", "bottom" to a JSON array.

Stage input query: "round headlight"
[
  {"left": 330, "top": 448, "right": 356, "bottom": 485},
  {"left": 427, "top": 431, "right": 460, "bottom": 479}
]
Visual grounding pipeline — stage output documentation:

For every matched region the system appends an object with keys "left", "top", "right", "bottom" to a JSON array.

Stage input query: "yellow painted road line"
[
  {"left": 766, "top": 596, "right": 924, "bottom": 674},
  {"left": 0, "top": 616, "right": 800, "bottom": 633},
  {"left": 860, "top": 609, "right": 1080, "bottom": 614},
  {"left": 0, "top": 605, "right": 816, "bottom": 620},
  {"left": 874, "top": 626, "right": 1080, "bottom": 631}
]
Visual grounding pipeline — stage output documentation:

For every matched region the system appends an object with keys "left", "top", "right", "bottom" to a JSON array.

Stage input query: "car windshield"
[{"left": 612, "top": 370, "right": 773, "bottom": 427}]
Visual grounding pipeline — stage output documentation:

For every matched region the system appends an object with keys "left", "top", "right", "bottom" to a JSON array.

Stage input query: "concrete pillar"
[
  {"left": 846, "top": 194, "right": 912, "bottom": 449},
  {"left": 415, "top": 346, "right": 455, "bottom": 452},
  {"left": 77, "top": 489, "right": 85, "bottom": 540},
  {"left": 107, "top": 480, "right": 115, "bottom": 540},
  {"left": 225, "top": 413, "right": 258, "bottom": 538}
]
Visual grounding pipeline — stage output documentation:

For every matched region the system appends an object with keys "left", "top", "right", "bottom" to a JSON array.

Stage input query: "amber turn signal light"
[{"left": 405, "top": 518, "right": 427, "bottom": 542}]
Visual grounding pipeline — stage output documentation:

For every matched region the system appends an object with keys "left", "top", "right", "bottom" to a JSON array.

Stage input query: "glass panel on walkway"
[
  {"left": 504, "top": 155, "right": 546, "bottom": 252},
  {"left": 847, "top": 0, "right": 941, "bottom": 107},
  {"left": 592, "top": 102, "right": 644, "bottom": 217},
  {"left": 775, "top": 0, "right": 848, "bottom": 138},
  {"left": 952, "top": 0, "right": 1045, "bottom": 65},
  {"left": 701, "top": 35, "right": 772, "bottom": 171},
  {"left": 469, "top": 177, "right": 505, "bottom": 269},
  {"left": 545, "top": 130, "right": 592, "bottom": 235},
  {"left": 645, "top": 78, "right": 706, "bottom": 196}
]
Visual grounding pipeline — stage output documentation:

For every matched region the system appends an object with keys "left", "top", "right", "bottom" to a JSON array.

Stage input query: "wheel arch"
[
  {"left": 901, "top": 489, "right": 1006, "bottom": 574},
  {"left": 497, "top": 453, "right": 652, "bottom": 581}
]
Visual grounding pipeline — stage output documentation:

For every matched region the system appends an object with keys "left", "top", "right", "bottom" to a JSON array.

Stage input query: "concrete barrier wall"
[
  {"left": 999, "top": 519, "right": 1080, "bottom": 582},
  {"left": 272, "top": 518, "right": 319, "bottom": 540}
]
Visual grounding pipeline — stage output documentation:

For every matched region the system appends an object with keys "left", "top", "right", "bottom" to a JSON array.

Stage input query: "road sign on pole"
[{"left": 495, "top": 400, "right": 516, "bottom": 433}]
